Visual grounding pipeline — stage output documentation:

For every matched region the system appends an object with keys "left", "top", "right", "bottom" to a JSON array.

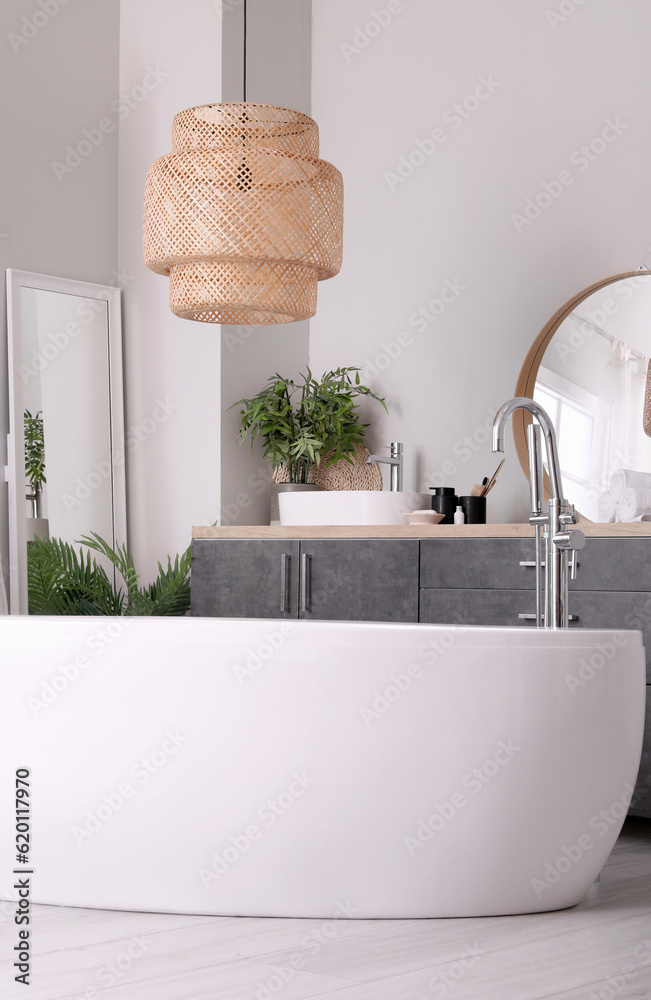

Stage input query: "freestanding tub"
[{"left": 0, "top": 616, "right": 645, "bottom": 918}]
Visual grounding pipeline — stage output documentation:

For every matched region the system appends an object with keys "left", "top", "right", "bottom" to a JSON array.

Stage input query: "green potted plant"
[
  {"left": 232, "top": 366, "right": 387, "bottom": 521},
  {"left": 233, "top": 366, "right": 386, "bottom": 482}
]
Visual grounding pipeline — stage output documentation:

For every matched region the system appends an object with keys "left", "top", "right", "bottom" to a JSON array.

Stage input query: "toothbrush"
[{"left": 483, "top": 459, "right": 505, "bottom": 496}]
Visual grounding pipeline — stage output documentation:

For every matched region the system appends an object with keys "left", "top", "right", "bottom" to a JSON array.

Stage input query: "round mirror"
[{"left": 514, "top": 270, "right": 651, "bottom": 523}]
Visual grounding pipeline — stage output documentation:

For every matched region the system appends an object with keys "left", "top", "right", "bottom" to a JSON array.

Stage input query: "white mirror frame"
[{"left": 5, "top": 269, "right": 127, "bottom": 614}]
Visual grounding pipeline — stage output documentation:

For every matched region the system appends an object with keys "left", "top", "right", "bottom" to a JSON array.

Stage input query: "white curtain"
[{"left": 606, "top": 340, "right": 635, "bottom": 471}]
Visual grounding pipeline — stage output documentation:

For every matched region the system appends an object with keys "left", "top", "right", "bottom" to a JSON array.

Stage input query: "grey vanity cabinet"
[{"left": 191, "top": 538, "right": 419, "bottom": 622}]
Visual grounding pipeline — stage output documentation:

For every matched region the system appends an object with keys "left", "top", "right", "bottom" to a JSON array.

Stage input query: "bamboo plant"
[{"left": 232, "top": 366, "right": 387, "bottom": 484}]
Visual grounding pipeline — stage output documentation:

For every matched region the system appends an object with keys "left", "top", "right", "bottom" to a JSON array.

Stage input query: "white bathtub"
[{"left": 0, "top": 616, "right": 645, "bottom": 918}]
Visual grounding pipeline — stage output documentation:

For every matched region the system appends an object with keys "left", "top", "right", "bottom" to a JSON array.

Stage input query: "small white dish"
[{"left": 403, "top": 509, "right": 445, "bottom": 525}]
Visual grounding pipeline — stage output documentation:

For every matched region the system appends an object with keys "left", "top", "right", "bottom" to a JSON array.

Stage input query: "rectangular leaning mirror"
[{"left": 6, "top": 270, "right": 126, "bottom": 614}]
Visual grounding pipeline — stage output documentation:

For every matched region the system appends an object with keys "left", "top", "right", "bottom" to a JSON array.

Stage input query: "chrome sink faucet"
[
  {"left": 366, "top": 442, "right": 403, "bottom": 491},
  {"left": 492, "top": 398, "right": 585, "bottom": 629}
]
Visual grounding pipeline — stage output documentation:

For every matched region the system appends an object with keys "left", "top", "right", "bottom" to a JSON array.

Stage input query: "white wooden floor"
[{"left": 2, "top": 819, "right": 650, "bottom": 1000}]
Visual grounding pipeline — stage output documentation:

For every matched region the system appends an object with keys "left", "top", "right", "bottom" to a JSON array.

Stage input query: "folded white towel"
[
  {"left": 609, "top": 468, "right": 651, "bottom": 500},
  {"left": 618, "top": 487, "right": 651, "bottom": 521},
  {"left": 597, "top": 490, "right": 617, "bottom": 523}
]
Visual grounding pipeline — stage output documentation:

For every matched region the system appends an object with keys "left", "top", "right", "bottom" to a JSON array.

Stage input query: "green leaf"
[
  {"left": 229, "top": 366, "right": 387, "bottom": 481},
  {"left": 27, "top": 533, "right": 192, "bottom": 617}
]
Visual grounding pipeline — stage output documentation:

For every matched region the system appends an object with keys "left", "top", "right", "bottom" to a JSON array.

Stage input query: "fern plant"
[{"left": 27, "top": 532, "right": 191, "bottom": 616}]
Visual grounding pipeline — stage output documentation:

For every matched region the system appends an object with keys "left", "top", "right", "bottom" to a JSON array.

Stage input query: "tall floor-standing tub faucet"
[{"left": 492, "top": 398, "right": 585, "bottom": 629}]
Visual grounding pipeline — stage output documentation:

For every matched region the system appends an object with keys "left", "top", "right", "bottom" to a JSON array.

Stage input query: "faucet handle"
[
  {"left": 553, "top": 528, "right": 585, "bottom": 552},
  {"left": 559, "top": 504, "right": 580, "bottom": 526}
]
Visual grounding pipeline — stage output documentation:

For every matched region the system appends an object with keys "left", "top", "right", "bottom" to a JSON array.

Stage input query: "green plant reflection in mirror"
[{"left": 24, "top": 409, "right": 46, "bottom": 520}]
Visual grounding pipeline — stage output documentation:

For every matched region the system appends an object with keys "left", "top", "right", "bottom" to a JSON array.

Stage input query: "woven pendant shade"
[{"left": 143, "top": 103, "right": 343, "bottom": 324}]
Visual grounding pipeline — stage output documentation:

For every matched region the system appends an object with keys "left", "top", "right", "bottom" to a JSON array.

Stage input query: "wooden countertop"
[{"left": 192, "top": 523, "right": 651, "bottom": 539}]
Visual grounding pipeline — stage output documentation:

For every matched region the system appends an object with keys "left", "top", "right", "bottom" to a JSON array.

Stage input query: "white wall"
[
  {"left": 310, "top": 0, "right": 651, "bottom": 520},
  {"left": 0, "top": 0, "right": 120, "bottom": 598},
  {"left": 118, "top": 0, "right": 224, "bottom": 579}
]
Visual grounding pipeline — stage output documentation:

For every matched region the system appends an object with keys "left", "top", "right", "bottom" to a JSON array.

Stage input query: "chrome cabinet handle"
[
  {"left": 280, "top": 553, "right": 291, "bottom": 613},
  {"left": 519, "top": 613, "right": 579, "bottom": 622},
  {"left": 300, "top": 553, "right": 312, "bottom": 613},
  {"left": 519, "top": 559, "right": 579, "bottom": 572}
]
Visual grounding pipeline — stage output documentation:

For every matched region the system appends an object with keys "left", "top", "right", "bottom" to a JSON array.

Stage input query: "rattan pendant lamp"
[{"left": 142, "top": 5, "right": 343, "bottom": 325}]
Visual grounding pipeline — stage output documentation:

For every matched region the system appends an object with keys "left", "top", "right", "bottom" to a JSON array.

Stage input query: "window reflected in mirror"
[{"left": 533, "top": 274, "right": 651, "bottom": 522}]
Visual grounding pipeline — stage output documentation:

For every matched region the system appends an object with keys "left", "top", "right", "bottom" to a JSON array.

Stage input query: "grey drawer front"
[
  {"left": 420, "top": 536, "right": 651, "bottom": 593},
  {"left": 191, "top": 540, "right": 299, "bottom": 618},
  {"left": 569, "top": 538, "right": 651, "bottom": 592},
  {"left": 299, "top": 539, "right": 419, "bottom": 622},
  {"left": 631, "top": 685, "right": 651, "bottom": 815},
  {"left": 419, "top": 588, "right": 536, "bottom": 627},
  {"left": 420, "top": 539, "right": 537, "bottom": 590}
]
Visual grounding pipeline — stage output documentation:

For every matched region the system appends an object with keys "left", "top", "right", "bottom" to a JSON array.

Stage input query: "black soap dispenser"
[{"left": 429, "top": 487, "right": 459, "bottom": 525}]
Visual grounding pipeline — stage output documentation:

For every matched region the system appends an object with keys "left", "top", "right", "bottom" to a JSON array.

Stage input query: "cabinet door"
[
  {"left": 631, "top": 686, "right": 651, "bottom": 816},
  {"left": 298, "top": 540, "right": 419, "bottom": 622},
  {"left": 191, "top": 540, "right": 299, "bottom": 619}
]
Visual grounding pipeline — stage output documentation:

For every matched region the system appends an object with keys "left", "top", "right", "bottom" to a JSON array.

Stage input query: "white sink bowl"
[{"left": 278, "top": 490, "right": 432, "bottom": 526}]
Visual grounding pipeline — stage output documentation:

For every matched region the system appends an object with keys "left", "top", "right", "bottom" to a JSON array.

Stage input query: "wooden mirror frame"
[{"left": 513, "top": 269, "right": 651, "bottom": 516}]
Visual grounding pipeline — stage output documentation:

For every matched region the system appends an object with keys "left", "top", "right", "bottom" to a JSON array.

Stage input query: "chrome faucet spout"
[
  {"left": 492, "top": 397, "right": 564, "bottom": 502},
  {"left": 366, "top": 442, "right": 403, "bottom": 491}
]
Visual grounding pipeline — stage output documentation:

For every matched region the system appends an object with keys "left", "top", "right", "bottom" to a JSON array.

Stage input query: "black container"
[
  {"left": 460, "top": 495, "right": 487, "bottom": 524},
  {"left": 429, "top": 487, "right": 459, "bottom": 525}
]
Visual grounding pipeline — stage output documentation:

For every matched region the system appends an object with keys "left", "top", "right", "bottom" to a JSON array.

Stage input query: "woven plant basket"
[
  {"left": 272, "top": 444, "right": 382, "bottom": 491},
  {"left": 143, "top": 103, "right": 343, "bottom": 324}
]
